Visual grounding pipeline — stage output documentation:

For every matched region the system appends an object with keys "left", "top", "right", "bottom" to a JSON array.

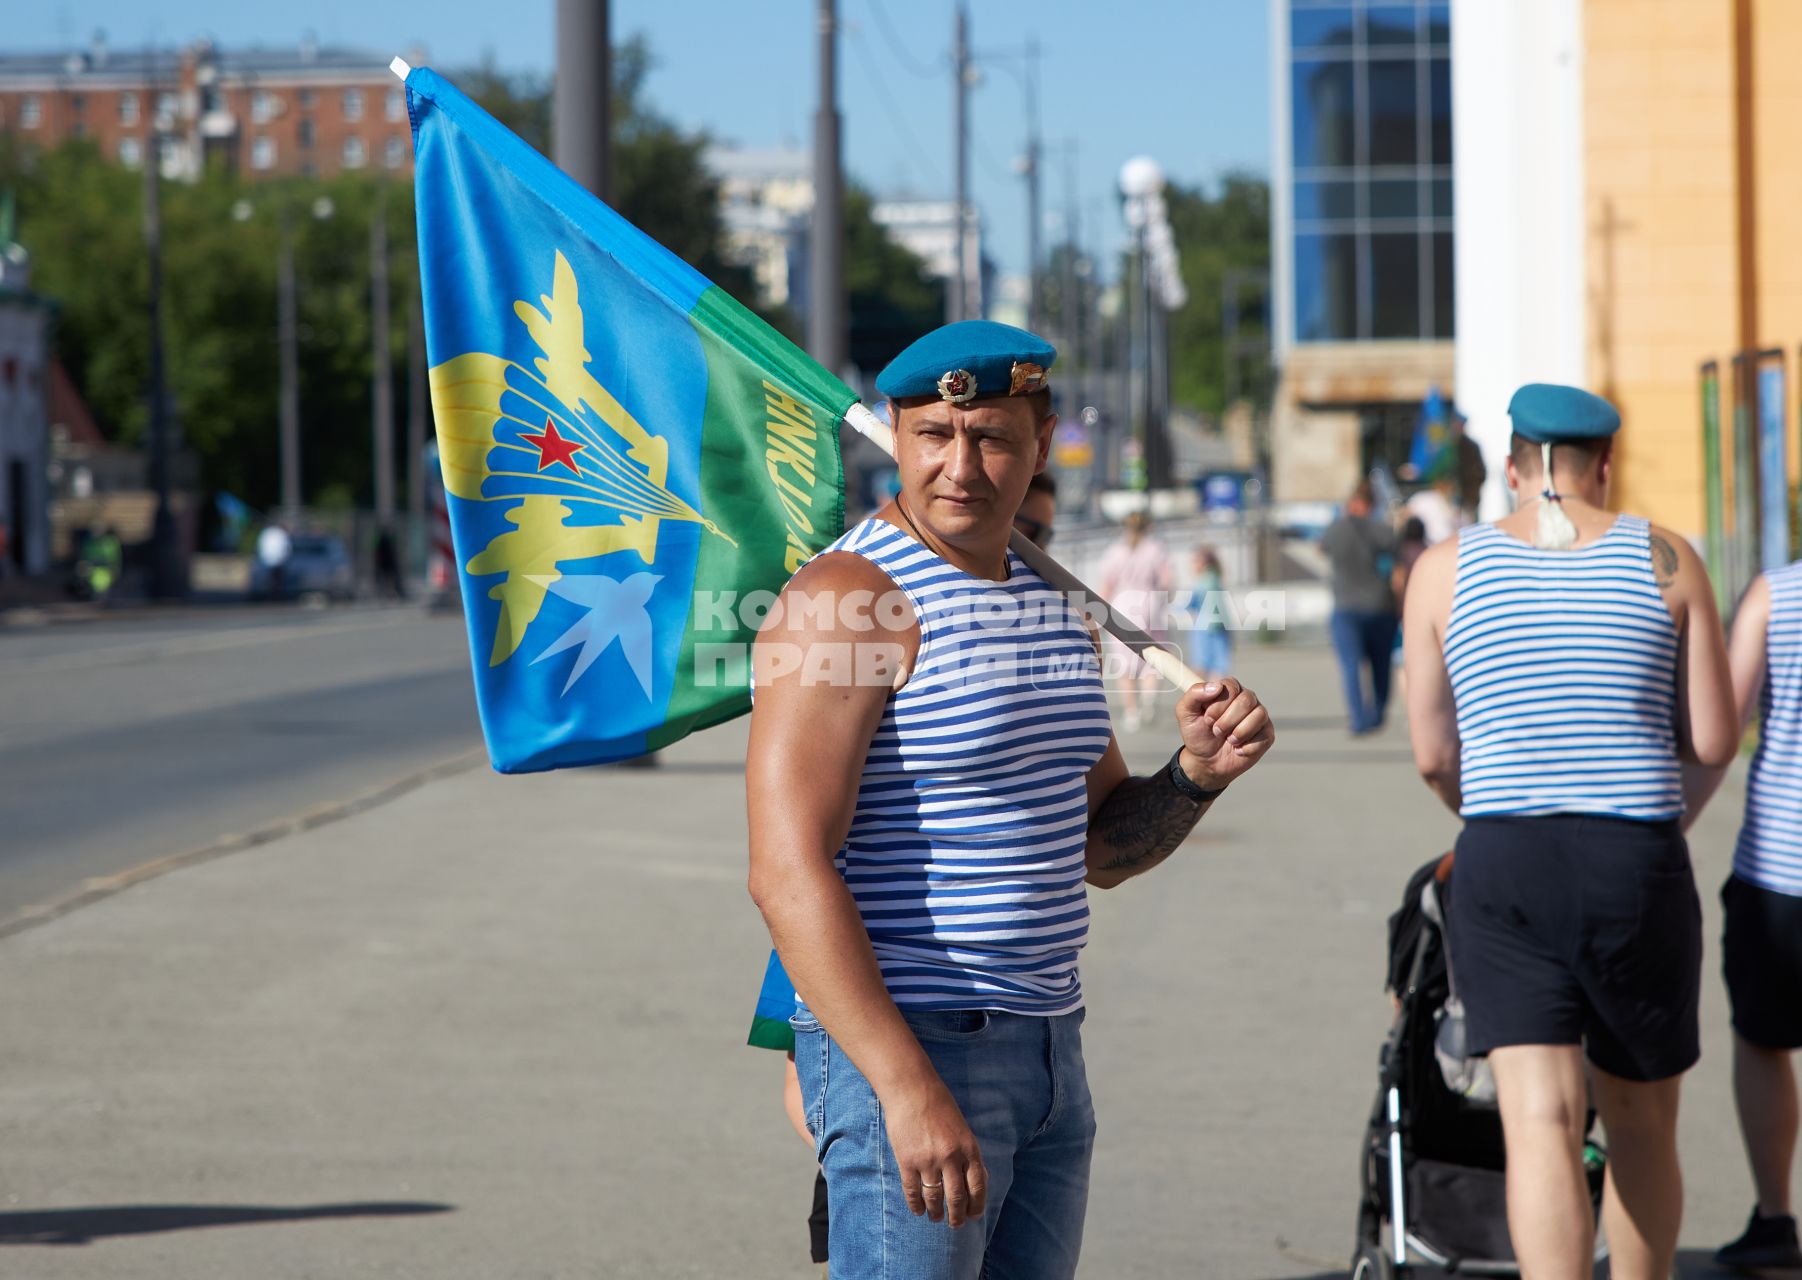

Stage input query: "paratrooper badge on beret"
[
  {"left": 877, "top": 320, "right": 1058, "bottom": 404},
  {"left": 936, "top": 368, "right": 978, "bottom": 404}
]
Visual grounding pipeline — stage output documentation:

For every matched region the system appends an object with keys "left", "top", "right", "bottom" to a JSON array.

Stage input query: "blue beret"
[
  {"left": 1507, "top": 383, "right": 1621, "bottom": 443},
  {"left": 876, "top": 320, "right": 1056, "bottom": 404}
]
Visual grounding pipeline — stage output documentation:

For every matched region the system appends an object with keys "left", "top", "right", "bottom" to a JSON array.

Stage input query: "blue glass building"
[{"left": 1271, "top": 0, "right": 1455, "bottom": 496}]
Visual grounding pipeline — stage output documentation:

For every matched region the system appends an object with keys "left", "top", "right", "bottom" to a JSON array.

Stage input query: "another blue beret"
[
  {"left": 875, "top": 320, "right": 1056, "bottom": 404},
  {"left": 1507, "top": 383, "right": 1621, "bottom": 443}
]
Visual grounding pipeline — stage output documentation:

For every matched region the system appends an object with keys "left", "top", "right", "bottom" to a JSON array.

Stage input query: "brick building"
[{"left": 0, "top": 35, "right": 415, "bottom": 181}]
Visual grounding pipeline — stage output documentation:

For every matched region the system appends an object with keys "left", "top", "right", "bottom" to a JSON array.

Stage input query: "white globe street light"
[{"left": 1118, "top": 155, "right": 1165, "bottom": 199}]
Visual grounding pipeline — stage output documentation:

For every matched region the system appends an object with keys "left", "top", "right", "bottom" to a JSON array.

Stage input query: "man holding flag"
[
  {"left": 399, "top": 60, "right": 1272, "bottom": 1276},
  {"left": 747, "top": 321, "right": 1275, "bottom": 1277}
]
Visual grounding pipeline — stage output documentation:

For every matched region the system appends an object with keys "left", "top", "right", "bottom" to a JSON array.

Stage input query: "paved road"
[
  {"left": 0, "top": 604, "right": 480, "bottom": 922},
  {"left": 0, "top": 640, "right": 1766, "bottom": 1277}
]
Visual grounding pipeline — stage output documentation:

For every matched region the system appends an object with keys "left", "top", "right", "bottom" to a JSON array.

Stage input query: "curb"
[{"left": 0, "top": 747, "right": 488, "bottom": 941}]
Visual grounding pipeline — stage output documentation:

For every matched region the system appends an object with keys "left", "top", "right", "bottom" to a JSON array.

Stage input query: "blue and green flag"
[
  {"left": 1407, "top": 384, "right": 1451, "bottom": 480},
  {"left": 403, "top": 66, "right": 852, "bottom": 772},
  {"left": 748, "top": 949, "right": 798, "bottom": 1052}
]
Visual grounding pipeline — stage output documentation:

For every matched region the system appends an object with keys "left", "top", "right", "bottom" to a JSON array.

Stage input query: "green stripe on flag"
[
  {"left": 654, "top": 286, "right": 853, "bottom": 746},
  {"left": 747, "top": 1014, "right": 797, "bottom": 1052}
]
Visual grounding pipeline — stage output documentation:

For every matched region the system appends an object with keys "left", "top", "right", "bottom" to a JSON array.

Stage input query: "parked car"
[{"left": 250, "top": 532, "right": 355, "bottom": 601}]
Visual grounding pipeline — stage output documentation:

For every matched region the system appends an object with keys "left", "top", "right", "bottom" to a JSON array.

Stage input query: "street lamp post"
[
  {"left": 238, "top": 193, "right": 334, "bottom": 519},
  {"left": 371, "top": 190, "right": 395, "bottom": 525},
  {"left": 1119, "top": 158, "right": 1161, "bottom": 493},
  {"left": 276, "top": 207, "right": 301, "bottom": 517},
  {"left": 1118, "top": 156, "right": 1183, "bottom": 493},
  {"left": 951, "top": 3, "right": 971, "bottom": 323},
  {"left": 143, "top": 115, "right": 183, "bottom": 597},
  {"left": 809, "top": 0, "right": 846, "bottom": 375}
]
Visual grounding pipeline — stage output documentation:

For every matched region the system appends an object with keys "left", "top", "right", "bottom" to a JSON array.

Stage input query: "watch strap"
[{"left": 1168, "top": 747, "right": 1226, "bottom": 804}]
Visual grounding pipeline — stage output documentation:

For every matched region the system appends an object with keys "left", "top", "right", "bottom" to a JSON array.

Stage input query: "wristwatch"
[{"left": 1168, "top": 747, "right": 1227, "bottom": 805}]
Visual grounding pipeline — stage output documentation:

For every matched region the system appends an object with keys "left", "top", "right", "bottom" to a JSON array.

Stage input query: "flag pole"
[{"left": 841, "top": 403, "right": 1206, "bottom": 691}]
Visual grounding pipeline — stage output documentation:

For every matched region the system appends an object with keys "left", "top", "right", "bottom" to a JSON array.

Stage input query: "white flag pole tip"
[
  {"left": 390, "top": 56, "right": 412, "bottom": 80},
  {"left": 843, "top": 401, "right": 895, "bottom": 458}
]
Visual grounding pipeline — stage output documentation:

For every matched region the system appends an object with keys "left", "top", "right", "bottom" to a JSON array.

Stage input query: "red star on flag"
[{"left": 520, "top": 418, "right": 587, "bottom": 474}]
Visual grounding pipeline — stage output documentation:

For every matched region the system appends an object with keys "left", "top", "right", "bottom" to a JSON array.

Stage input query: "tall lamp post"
[
  {"left": 143, "top": 112, "right": 183, "bottom": 597},
  {"left": 809, "top": 0, "right": 846, "bottom": 375},
  {"left": 235, "top": 193, "right": 335, "bottom": 519},
  {"left": 1118, "top": 156, "right": 1184, "bottom": 493}
]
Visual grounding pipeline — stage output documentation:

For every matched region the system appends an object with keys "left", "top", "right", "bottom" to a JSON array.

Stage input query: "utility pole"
[
  {"left": 1138, "top": 219, "right": 1154, "bottom": 486},
  {"left": 555, "top": 0, "right": 612, "bottom": 202},
  {"left": 406, "top": 283, "right": 426, "bottom": 574},
  {"left": 143, "top": 107, "right": 181, "bottom": 596},
  {"left": 951, "top": 3, "right": 970, "bottom": 323},
  {"left": 277, "top": 209, "right": 301, "bottom": 516},
  {"left": 1057, "top": 140, "right": 1082, "bottom": 401},
  {"left": 371, "top": 190, "right": 395, "bottom": 523},
  {"left": 1023, "top": 38, "right": 1042, "bottom": 333},
  {"left": 809, "top": 0, "right": 846, "bottom": 375}
]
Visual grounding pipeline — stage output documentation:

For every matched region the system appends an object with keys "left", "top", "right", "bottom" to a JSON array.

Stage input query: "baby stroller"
[{"left": 1351, "top": 854, "right": 1608, "bottom": 1278}]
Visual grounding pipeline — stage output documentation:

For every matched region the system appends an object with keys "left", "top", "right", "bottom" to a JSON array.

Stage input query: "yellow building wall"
[
  {"left": 1754, "top": 0, "right": 1802, "bottom": 498},
  {"left": 1584, "top": 0, "right": 1739, "bottom": 536}
]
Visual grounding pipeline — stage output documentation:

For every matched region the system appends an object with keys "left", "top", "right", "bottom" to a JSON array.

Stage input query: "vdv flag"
[
  {"left": 1407, "top": 384, "right": 1450, "bottom": 479},
  {"left": 403, "top": 66, "right": 852, "bottom": 772},
  {"left": 747, "top": 949, "right": 799, "bottom": 1052}
]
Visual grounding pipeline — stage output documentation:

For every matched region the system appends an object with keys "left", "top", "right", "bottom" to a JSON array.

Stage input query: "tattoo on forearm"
[
  {"left": 1650, "top": 534, "right": 1679, "bottom": 588},
  {"left": 1091, "top": 772, "right": 1209, "bottom": 877}
]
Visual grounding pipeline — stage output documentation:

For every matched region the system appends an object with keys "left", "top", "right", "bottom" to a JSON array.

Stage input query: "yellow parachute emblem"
[{"left": 429, "top": 250, "right": 732, "bottom": 665}]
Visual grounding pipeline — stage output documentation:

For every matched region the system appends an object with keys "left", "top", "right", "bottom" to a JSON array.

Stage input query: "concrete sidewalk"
[{"left": 0, "top": 642, "right": 1763, "bottom": 1278}]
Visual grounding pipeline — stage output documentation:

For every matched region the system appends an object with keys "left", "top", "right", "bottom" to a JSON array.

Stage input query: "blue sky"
[{"left": 11, "top": 1, "right": 1270, "bottom": 276}]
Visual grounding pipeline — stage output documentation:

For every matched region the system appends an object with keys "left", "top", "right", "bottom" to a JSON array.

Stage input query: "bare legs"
[
  {"left": 1593, "top": 1066, "right": 1684, "bottom": 1280},
  {"left": 1492, "top": 1046, "right": 1592, "bottom": 1280},
  {"left": 1490, "top": 1046, "right": 1684, "bottom": 1280},
  {"left": 1732, "top": 1034, "right": 1798, "bottom": 1217}
]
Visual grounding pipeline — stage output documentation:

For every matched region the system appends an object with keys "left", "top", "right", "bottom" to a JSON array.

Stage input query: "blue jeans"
[
  {"left": 1330, "top": 609, "right": 1399, "bottom": 733},
  {"left": 791, "top": 1006, "right": 1095, "bottom": 1280}
]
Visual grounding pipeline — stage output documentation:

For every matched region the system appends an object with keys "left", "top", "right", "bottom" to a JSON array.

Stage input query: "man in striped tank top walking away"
[
  {"left": 747, "top": 321, "right": 1275, "bottom": 1280},
  {"left": 1402, "top": 384, "right": 1736, "bottom": 1280},
  {"left": 1687, "top": 564, "right": 1802, "bottom": 1270}
]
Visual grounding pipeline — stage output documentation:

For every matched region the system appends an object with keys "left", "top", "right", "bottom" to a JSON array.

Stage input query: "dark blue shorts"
[
  {"left": 1722, "top": 873, "right": 1802, "bottom": 1050},
  {"left": 1448, "top": 814, "right": 1702, "bottom": 1082}
]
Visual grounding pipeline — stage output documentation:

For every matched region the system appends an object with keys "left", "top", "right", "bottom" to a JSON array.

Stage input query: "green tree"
[
  {"left": 845, "top": 186, "right": 943, "bottom": 376},
  {"left": 466, "top": 37, "right": 754, "bottom": 300},
  {"left": 1, "top": 34, "right": 948, "bottom": 517},
  {"left": 1160, "top": 174, "right": 1272, "bottom": 417}
]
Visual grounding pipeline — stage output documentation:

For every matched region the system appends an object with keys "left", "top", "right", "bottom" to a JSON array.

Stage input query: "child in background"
[{"left": 1177, "top": 546, "right": 1232, "bottom": 679}]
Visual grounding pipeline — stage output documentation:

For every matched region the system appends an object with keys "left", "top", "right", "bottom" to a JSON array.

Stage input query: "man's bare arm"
[
  {"left": 747, "top": 554, "right": 924, "bottom": 1095},
  {"left": 1681, "top": 571, "right": 1766, "bottom": 828},
  {"left": 1084, "top": 677, "right": 1274, "bottom": 889},
  {"left": 1653, "top": 525, "right": 1737, "bottom": 769},
  {"left": 744, "top": 552, "right": 987, "bottom": 1227},
  {"left": 1404, "top": 539, "right": 1462, "bottom": 813}
]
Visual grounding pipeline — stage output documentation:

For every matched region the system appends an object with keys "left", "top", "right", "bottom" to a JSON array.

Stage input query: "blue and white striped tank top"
[
  {"left": 817, "top": 517, "right": 1111, "bottom": 1015},
  {"left": 1444, "top": 515, "right": 1681, "bottom": 821},
  {"left": 1734, "top": 560, "right": 1802, "bottom": 895}
]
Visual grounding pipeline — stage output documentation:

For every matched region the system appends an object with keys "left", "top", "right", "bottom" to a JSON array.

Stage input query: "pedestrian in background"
[
  {"left": 1098, "top": 508, "right": 1173, "bottom": 732},
  {"left": 1405, "top": 450, "right": 1469, "bottom": 547},
  {"left": 1687, "top": 565, "right": 1802, "bottom": 1271},
  {"left": 1013, "top": 472, "right": 1057, "bottom": 550},
  {"left": 1320, "top": 481, "right": 1398, "bottom": 735},
  {"left": 374, "top": 526, "right": 407, "bottom": 600},
  {"left": 1176, "top": 545, "right": 1232, "bottom": 680},
  {"left": 1391, "top": 516, "right": 1429, "bottom": 607},
  {"left": 1403, "top": 383, "right": 1735, "bottom": 1280}
]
